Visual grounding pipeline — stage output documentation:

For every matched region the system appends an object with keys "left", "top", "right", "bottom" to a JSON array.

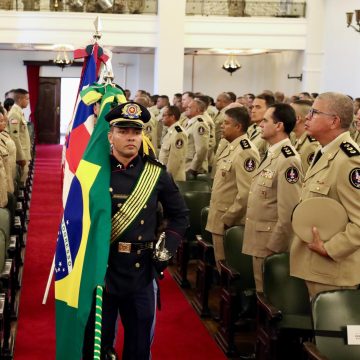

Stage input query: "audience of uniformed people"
[{"left": 2, "top": 85, "right": 359, "bottom": 359}]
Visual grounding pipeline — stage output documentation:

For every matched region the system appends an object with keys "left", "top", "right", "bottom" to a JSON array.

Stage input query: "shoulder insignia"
[
  {"left": 340, "top": 142, "right": 360, "bottom": 157},
  {"left": 281, "top": 145, "right": 295, "bottom": 158},
  {"left": 349, "top": 168, "right": 360, "bottom": 189},
  {"left": 307, "top": 152, "right": 315, "bottom": 165},
  {"left": 307, "top": 135, "right": 317, "bottom": 143},
  {"left": 175, "top": 125, "right": 182, "bottom": 133},
  {"left": 197, "top": 117, "right": 204, "bottom": 123},
  {"left": 244, "top": 158, "right": 256, "bottom": 172},
  {"left": 285, "top": 167, "right": 299, "bottom": 184},
  {"left": 145, "top": 155, "right": 166, "bottom": 169},
  {"left": 240, "top": 139, "right": 251, "bottom": 150},
  {"left": 198, "top": 125, "right": 206, "bottom": 135},
  {"left": 175, "top": 138, "right": 184, "bottom": 149},
  {"left": 10, "top": 119, "right": 18, "bottom": 125}
]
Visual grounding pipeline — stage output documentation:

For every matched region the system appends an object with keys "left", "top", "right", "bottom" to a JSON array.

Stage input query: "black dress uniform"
[{"left": 83, "top": 101, "right": 188, "bottom": 360}]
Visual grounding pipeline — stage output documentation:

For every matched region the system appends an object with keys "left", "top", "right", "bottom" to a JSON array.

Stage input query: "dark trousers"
[{"left": 83, "top": 281, "right": 156, "bottom": 360}]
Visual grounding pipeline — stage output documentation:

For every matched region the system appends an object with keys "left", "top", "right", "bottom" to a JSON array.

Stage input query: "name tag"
[{"left": 347, "top": 325, "right": 360, "bottom": 345}]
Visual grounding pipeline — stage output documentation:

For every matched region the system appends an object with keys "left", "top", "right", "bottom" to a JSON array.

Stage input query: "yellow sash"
[{"left": 111, "top": 161, "right": 162, "bottom": 243}]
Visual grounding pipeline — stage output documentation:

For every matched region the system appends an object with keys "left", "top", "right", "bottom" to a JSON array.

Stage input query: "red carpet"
[{"left": 14, "top": 144, "right": 226, "bottom": 360}]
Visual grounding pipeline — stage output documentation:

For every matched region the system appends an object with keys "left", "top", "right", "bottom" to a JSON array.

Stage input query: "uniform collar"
[
  {"left": 111, "top": 154, "right": 140, "bottom": 171},
  {"left": 295, "top": 131, "right": 308, "bottom": 147}
]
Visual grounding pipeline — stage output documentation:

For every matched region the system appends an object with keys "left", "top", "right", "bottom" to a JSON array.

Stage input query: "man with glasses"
[{"left": 290, "top": 92, "right": 360, "bottom": 299}]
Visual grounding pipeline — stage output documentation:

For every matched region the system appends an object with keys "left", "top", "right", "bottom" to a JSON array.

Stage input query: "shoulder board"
[
  {"left": 197, "top": 118, "right": 204, "bottom": 123},
  {"left": 281, "top": 145, "right": 295, "bottom": 158},
  {"left": 240, "top": 139, "right": 251, "bottom": 150},
  {"left": 307, "top": 135, "right": 317, "bottom": 143},
  {"left": 144, "top": 155, "right": 166, "bottom": 169},
  {"left": 175, "top": 125, "right": 182, "bottom": 133},
  {"left": 340, "top": 142, "right": 360, "bottom": 157}
]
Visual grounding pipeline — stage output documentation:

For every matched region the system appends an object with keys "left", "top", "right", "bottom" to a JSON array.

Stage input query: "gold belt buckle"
[{"left": 118, "top": 242, "right": 131, "bottom": 253}]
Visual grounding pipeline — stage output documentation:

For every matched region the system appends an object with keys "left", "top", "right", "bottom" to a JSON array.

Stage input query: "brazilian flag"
[{"left": 55, "top": 82, "right": 126, "bottom": 359}]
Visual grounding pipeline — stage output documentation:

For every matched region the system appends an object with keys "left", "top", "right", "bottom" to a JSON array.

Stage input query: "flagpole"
[{"left": 42, "top": 255, "right": 55, "bottom": 304}]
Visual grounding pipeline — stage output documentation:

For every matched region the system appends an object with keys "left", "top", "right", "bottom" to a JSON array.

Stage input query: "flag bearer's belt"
[{"left": 118, "top": 241, "right": 154, "bottom": 254}]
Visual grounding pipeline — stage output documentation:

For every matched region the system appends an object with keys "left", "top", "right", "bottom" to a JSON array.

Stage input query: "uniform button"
[
  {"left": 135, "top": 262, "right": 140, "bottom": 268},
  {"left": 267, "top": 226, "right": 271, "bottom": 230},
  {"left": 137, "top": 250, "right": 141, "bottom": 255},
  {"left": 316, "top": 187, "right": 320, "bottom": 190},
  {"left": 246, "top": 217, "right": 249, "bottom": 221},
  {"left": 249, "top": 191, "right": 252, "bottom": 195},
  {"left": 140, "top": 220, "right": 144, "bottom": 225},
  {"left": 138, "top": 235, "right": 143, "bottom": 240},
  {"left": 262, "top": 182, "right": 265, "bottom": 185},
  {"left": 117, "top": 203, "right": 122, "bottom": 208},
  {"left": 109, "top": 187, "right": 113, "bottom": 192},
  {"left": 144, "top": 204, "right": 147, "bottom": 209}
]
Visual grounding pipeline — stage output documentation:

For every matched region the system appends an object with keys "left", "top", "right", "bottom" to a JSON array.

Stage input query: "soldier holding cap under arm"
[
  {"left": 290, "top": 92, "right": 360, "bottom": 299},
  {"left": 83, "top": 101, "right": 188, "bottom": 360}
]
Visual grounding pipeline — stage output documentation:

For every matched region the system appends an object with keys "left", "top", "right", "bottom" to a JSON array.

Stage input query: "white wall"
[{"left": 322, "top": 0, "right": 360, "bottom": 97}]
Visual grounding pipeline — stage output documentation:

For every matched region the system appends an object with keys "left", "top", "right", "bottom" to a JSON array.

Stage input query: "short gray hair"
[{"left": 317, "top": 92, "right": 353, "bottom": 129}]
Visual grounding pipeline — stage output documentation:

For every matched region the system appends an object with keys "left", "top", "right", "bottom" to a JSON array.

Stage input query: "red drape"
[{"left": 26, "top": 65, "right": 40, "bottom": 144}]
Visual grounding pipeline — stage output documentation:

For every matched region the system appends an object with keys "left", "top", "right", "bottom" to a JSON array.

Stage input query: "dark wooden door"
[{"left": 36, "top": 77, "right": 61, "bottom": 144}]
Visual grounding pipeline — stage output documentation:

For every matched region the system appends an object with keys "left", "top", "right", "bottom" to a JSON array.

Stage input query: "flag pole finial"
[{"left": 93, "top": 16, "right": 102, "bottom": 43}]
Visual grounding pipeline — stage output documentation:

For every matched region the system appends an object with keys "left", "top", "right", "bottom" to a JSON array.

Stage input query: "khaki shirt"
[
  {"left": 242, "top": 139, "right": 303, "bottom": 258},
  {"left": 0, "top": 130, "right": 16, "bottom": 182},
  {"left": 0, "top": 142, "right": 8, "bottom": 207},
  {"left": 185, "top": 116, "right": 210, "bottom": 173},
  {"left": 247, "top": 123, "right": 268, "bottom": 161},
  {"left": 8, "top": 103, "right": 31, "bottom": 161},
  {"left": 352, "top": 130, "right": 360, "bottom": 147},
  {"left": 158, "top": 123, "right": 188, "bottom": 181},
  {"left": 294, "top": 132, "right": 319, "bottom": 174},
  {"left": 213, "top": 109, "right": 226, "bottom": 151},
  {"left": 143, "top": 114, "right": 158, "bottom": 151},
  {"left": 290, "top": 132, "right": 360, "bottom": 286},
  {"left": 178, "top": 113, "right": 188, "bottom": 128},
  {"left": 211, "top": 138, "right": 229, "bottom": 178},
  {"left": 206, "top": 135, "right": 260, "bottom": 235}
]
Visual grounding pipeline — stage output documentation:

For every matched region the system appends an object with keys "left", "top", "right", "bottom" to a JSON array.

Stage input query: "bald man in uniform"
[
  {"left": 291, "top": 100, "right": 320, "bottom": 174},
  {"left": 247, "top": 93, "right": 275, "bottom": 161},
  {"left": 184, "top": 99, "right": 210, "bottom": 178},
  {"left": 290, "top": 92, "right": 360, "bottom": 299},
  {"left": 242, "top": 103, "right": 302, "bottom": 292},
  {"left": 206, "top": 107, "right": 259, "bottom": 270},
  {"left": 8, "top": 88, "right": 31, "bottom": 186},
  {"left": 159, "top": 106, "right": 188, "bottom": 181}
]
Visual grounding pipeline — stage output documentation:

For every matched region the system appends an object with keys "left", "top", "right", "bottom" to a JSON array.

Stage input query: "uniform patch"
[
  {"left": 307, "top": 135, "right": 317, "bottom": 143},
  {"left": 198, "top": 126, "right": 206, "bottom": 135},
  {"left": 240, "top": 139, "right": 251, "bottom": 150},
  {"left": 285, "top": 167, "right": 299, "bottom": 184},
  {"left": 175, "top": 125, "right": 182, "bottom": 133},
  {"left": 307, "top": 152, "right": 315, "bottom": 165},
  {"left": 244, "top": 158, "right": 256, "bottom": 172},
  {"left": 281, "top": 145, "right": 295, "bottom": 158},
  {"left": 175, "top": 139, "right": 184, "bottom": 149},
  {"left": 10, "top": 119, "right": 18, "bottom": 124},
  {"left": 349, "top": 168, "right": 360, "bottom": 189},
  {"left": 340, "top": 142, "right": 360, "bottom": 157}
]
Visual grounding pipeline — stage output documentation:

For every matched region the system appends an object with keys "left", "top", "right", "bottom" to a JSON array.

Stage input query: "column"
[
  {"left": 302, "top": 0, "right": 326, "bottom": 92},
  {"left": 153, "top": 0, "right": 186, "bottom": 96}
]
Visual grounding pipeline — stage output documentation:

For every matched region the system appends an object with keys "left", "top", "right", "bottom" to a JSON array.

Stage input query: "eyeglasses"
[{"left": 308, "top": 108, "right": 336, "bottom": 118}]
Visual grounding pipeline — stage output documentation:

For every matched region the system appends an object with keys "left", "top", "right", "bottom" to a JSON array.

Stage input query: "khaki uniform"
[
  {"left": 207, "top": 105, "right": 217, "bottom": 120},
  {"left": 8, "top": 103, "right": 31, "bottom": 183},
  {"left": 0, "top": 142, "right": 8, "bottom": 207},
  {"left": 294, "top": 132, "right": 319, "bottom": 174},
  {"left": 247, "top": 123, "right": 268, "bottom": 161},
  {"left": 143, "top": 114, "right": 158, "bottom": 151},
  {"left": 0, "top": 136, "right": 13, "bottom": 193},
  {"left": 242, "top": 138, "right": 302, "bottom": 291},
  {"left": 352, "top": 130, "right": 360, "bottom": 146},
  {"left": 206, "top": 136, "right": 260, "bottom": 266},
  {"left": 178, "top": 112, "right": 188, "bottom": 128},
  {"left": 290, "top": 132, "right": 360, "bottom": 289},
  {"left": 213, "top": 109, "right": 226, "bottom": 152},
  {"left": 184, "top": 116, "right": 210, "bottom": 173},
  {"left": 158, "top": 123, "right": 188, "bottom": 181},
  {"left": 211, "top": 138, "right": 229, "bottom": 178},
  {"left": 203, "top": 111, "right": 216, "bottom": 168},
  {"left": 0, "top": 130, "right": 16, "bottom": 185}
]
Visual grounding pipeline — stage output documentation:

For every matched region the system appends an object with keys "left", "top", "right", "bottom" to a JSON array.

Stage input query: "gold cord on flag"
[{"left": 93, "top": 285, "right": 103, "bottom": 360}]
